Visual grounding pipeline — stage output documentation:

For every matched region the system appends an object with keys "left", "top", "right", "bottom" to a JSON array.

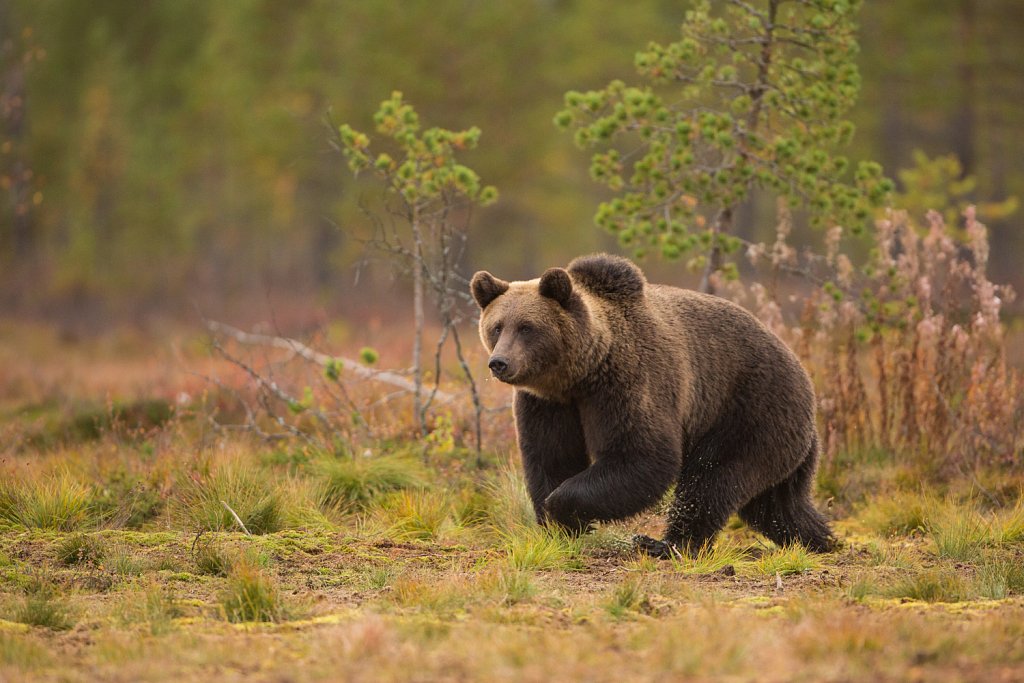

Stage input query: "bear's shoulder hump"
[{"left": 567, "top": 254, "right": 645, "bottom": 301}]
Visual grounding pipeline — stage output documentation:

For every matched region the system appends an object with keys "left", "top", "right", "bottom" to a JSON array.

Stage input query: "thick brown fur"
[{"left": 470, "top": 254, "right": 835, "bottom": 557}]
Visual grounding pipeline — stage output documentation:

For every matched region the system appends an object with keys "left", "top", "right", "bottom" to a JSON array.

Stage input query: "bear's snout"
[{"left": 488, "top": 356, "right": 512, "bottom": 380}]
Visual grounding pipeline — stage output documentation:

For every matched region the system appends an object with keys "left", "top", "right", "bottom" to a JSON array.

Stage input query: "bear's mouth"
[{"left": 490, "top": 368, "right": 520, "bottom": 384}]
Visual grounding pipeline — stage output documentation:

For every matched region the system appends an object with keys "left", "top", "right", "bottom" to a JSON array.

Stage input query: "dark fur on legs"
[{"left": 634, "top": 436, "right": 835, "bottom": 559}]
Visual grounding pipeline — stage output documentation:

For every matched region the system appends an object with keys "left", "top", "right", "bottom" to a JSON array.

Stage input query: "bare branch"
[{"left": 206, "top": 319, "right": 454, "bottom": 404}]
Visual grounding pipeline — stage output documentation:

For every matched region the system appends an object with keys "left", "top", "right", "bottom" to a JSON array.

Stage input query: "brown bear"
[{"left": 470, "top": 253, "right": 834, "bottom": 558}]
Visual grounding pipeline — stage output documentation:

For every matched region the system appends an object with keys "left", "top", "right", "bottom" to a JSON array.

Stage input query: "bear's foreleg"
[
  {"left": 543, "top": 436, "right": 678, "bottom": 533},
  {"left": 514, "top": 392, "right": 590, "bottom": 524}
]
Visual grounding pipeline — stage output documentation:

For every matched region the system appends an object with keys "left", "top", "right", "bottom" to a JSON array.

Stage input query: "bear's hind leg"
[{"left": 738, "top": 448, "right": 835, "bottom": 552}]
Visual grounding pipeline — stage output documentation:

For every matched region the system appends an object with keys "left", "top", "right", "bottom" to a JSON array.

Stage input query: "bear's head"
[{"left": 470, "top": 267, "right": 595, "bottom": 397}]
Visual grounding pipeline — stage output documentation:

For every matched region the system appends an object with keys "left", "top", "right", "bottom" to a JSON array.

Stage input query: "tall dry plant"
[{"left": 731, "top": 205, "right": 1020, "bottom": 479}]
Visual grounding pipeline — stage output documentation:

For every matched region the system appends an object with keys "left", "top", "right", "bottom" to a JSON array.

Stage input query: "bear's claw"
[{"left": 632, "top": 534, "right": 679, "bottom": 560}]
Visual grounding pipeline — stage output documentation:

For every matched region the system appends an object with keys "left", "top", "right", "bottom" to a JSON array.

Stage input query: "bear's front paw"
[{"left": 632, "top": 534, "right": 680, "bottom": 560}]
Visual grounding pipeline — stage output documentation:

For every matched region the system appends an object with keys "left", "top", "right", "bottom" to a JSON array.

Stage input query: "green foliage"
[
  {"left": 314, "top": 453, "right": 426, "bottom": 511},
  {"left": 484, "top": 566, "right": 536, "bottom": 606},
  {"left": 604, "top": 576, "right": 649, "bottom": 619},
  {"left": 193, "top": 542, "right": 270, "bottom": 578},
  {"left": 117, "top": 581, "right": 182, "bottom": 636},
  {"left": 895, "top": 150, "right": 1017, "bottom": 228},
  {"left": 219, "top": 553, "right": 289, "bottom": 623},
  {"left": 54, "top": 533, "right": 105, "bottom": 566},
  {"left": 0, "top": 473, "right": 97, "bottom": 531},
  {"left": 173, "top": 460, "right": 291, "bottom": 535},
  {"left": 385, "top": 490, "right": 454, "bottom": 541},
  {"left": 557, "top": 0, "right": 893, "bottom": 268},
  {"left": 338, "top": 91, "right": 497, "bottom": 210},
  {"left": 882, "top": 568, "right": 972, "bottom": 603},
  {"left": 754, "top": 544, "right": 820, "bottom": 576},
  {"left": 503, "top": 526, "right": 584, "bottom": 571},
  {"left": 671, "top": 538, "right": 748, "bottom": 575},
  {"left": 358, "top": 347, "right": 379, "bottom": 366},
  {"left": 11, "top": 580, "right": 76, "bottom": 631}
]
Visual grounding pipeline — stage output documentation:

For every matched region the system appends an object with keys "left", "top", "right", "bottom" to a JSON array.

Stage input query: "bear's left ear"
[{"left": 539, "top": 268, "right": 573, "bottom": 308}]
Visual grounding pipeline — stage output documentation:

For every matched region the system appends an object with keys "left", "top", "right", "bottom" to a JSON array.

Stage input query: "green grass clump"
[
  {"left": 974, "top": 556, "right": 1024, "bottom": 599},
  {"left": 672, "top": 539, "right": 749, "bottom": 574},
  {"left": 884, "top": 568, "right": 972, "bottom": 603},
  {"left": 0, "top": 632, "right": 51, "bottom": 668},
  {"left": 859, "top": 490, "right": 938, "bottom": 537},
  {"left": 604, "top": 576, "right": 649, "bottom": 619},
  {"left": 385, "top": 490, "right": 454, "bottom": 541},
  {"left": 314, "top": 453, "right": 425, "bottom": 510},
  {"left": 106, "top": 544, "right": 146, "bottom": 577},
  {"left": 55, "top": 533, "right": 106, "bottom": 566},
  {"left": 481, "top": 466, "right": 535, "bottom": 536},
  {"left": 117, "top": 581, "right": 182, "bottom": 635},
  {"left": 0, "top": 474, "right": 97, "bottom": 531},
  {"left": 928, "top": 507, "right": 989, "bottom": 561},
  {"left": 174, "top": 460, "right": 293, "bottom": 534},
  {"left": 990, "top": 500, "right": 1024, "bottom": 545},
  {"left": 194, "top": 542, "right": 270, "bottom": 577},
  {"left": 219, "top": 554, "right": 289, "bottom": 623},
  {"left": 477, "top": 565, "right": 535, "bottom": 606},
  {"left": 92, "top": 468, "right": 165, "bottom": 529},
  {"left": 754, "top": 545, "right": 820, "bottom": 576},
  {"left": 10, "top": 581, "right": 77, "bottom": 631},
  {"left": 503, "top": 526, "right": 584, "bottom": 571},
  {"left": 863, "top": 540, "right": 916, "bottom": 569}
]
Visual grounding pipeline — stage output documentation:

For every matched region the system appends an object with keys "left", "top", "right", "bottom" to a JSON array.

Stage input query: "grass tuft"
[
  {"left": 604, "top": 576, "right": 650, "bottom": 619},
  {"left": 219, "top": 552, "right": 289, "bottom": 623},
  {"left": 174, "top": 458, "right": 314, "bottom": 534},
  {"left": 503, "top": 525, "right": 584, "bottom": 571},
  {"left": 478, "top": 565, "right": 535, "bottom": 606},
  {"left": 859, "top": 490, "right": 937, "bottom": 537},
  {"left": 0, "top": 632, "right": 51, "bottom": 668},
  {"left": 928, "top": 506, "right": 989, "bottom": 561},
  {"left": 481, "top": 466, "right": 535, "bottom": 536},
  {"left": 0, "top": 473, "right": 97, "bottom": 531},
  {"left": 194, "top": 542, "right": 270, "bottom": 577},
  {"left": 672, "top": 539, "right": 749, "bottom": 575},
  {"left": 385, "top": 490, "right": 454, "bottom": 541},
  {"left": 55, "top": 533, "right": 105, "bottom": 566},
  {"left": 753, "top": 544, "right": 820, "bottom": 576},
  {"left": 11, "top": 580, "right": 77, "bottom": 631},
  {"left": 884, "top": 568, "right": 972, "bottom": 603},
  {"left": 974, "top": 555, "right": 1024, "bottom": 599},
  {"left": 314, "top": 453, "right": 425, "bottom": 511}
]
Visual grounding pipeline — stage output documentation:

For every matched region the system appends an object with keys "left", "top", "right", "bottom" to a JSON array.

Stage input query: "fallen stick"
[{"left": 205, "top": 319, "right": 455, "bottom": 404}]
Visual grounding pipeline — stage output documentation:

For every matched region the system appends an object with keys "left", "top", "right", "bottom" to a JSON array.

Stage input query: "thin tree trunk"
[
  {"left": 411, "top": 209, "right": 426, "bottom": 435},
  {"left": 699, "top": 207, "right": 731, "bottom": 295}
]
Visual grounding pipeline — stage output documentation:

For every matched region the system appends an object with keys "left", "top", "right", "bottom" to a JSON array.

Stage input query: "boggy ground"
[{"left": 1, "top": 322, "right": 1023, "bottom": 682}]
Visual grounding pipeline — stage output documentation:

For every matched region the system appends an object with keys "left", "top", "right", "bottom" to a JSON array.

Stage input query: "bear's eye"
[
  {"left": 517, "top": 323, "right": 533, "bottom": 335},
  {"left": 491, "top": 324, "right": 503, "bottom": 338}
]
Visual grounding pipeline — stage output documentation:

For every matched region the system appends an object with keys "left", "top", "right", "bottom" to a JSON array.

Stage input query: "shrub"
[{"left": 730, "top": 207, "right": 1020, "bottom": 479}]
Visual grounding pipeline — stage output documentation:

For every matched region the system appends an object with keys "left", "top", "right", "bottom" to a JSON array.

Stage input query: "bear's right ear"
[{"left": 470, "top": 271, "right": 510, "bottom": 309}]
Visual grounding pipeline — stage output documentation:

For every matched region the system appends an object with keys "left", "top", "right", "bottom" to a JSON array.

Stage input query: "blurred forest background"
[{"left": 2, "top": 0, "right": 1023, "bottom": 329}]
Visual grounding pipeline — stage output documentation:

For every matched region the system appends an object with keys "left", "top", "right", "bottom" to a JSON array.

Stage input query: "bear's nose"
[{"left": 488, "top": 356, "right": 509, "bottom": 377}]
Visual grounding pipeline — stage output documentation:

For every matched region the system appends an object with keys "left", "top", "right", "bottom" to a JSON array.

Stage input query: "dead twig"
[{"left": 206, "top": 319, "right": 454, "bottom": 404}]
